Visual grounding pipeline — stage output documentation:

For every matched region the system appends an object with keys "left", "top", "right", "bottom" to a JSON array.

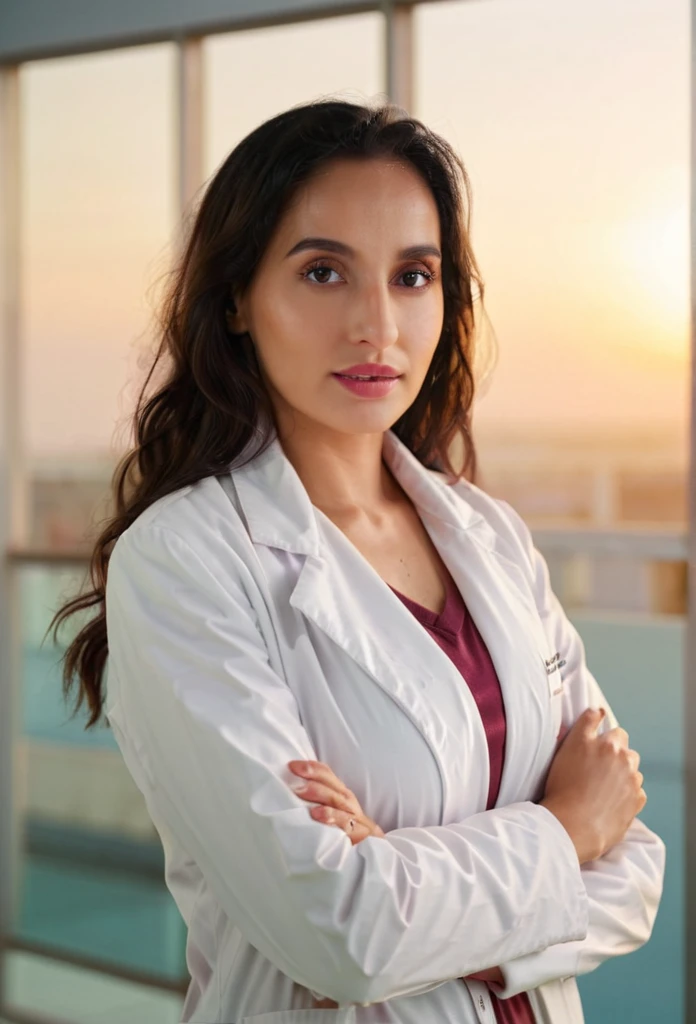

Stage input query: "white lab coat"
[{"left": 104, "top": 428, "right": 665, "bottom": 1024}]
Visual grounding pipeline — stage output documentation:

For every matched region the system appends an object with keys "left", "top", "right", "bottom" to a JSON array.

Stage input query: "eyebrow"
[{"left": 284, "top": 236, "right": 442, "bottom": 262}]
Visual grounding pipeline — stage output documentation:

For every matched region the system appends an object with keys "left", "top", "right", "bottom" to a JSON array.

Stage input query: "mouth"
[
  {"left": 332, "top": 363, "right": 403, "bottom": 381},
  {"left": 330, "top": 373, "right": 402, "bottom": 398},
  {"left": 334, "top": 373, "right": 400, "bottom": 381}
]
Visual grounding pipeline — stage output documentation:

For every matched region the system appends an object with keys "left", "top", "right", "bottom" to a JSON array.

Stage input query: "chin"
[{"left": 322, "top": 409, "right": 405, "bottom": 436}]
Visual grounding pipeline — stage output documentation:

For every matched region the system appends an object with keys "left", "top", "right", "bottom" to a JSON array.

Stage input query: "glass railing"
[
  {"left": 533, "top": 528, "right": 685, "bottom": 1024},
  {"left": 3, "top": 560, "right": 187, "bottom": 1023},
  {"left": 566, "top": 610, "right": 683, "bottom": 1024}
]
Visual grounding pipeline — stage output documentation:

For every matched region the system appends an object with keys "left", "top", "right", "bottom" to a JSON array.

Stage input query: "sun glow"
[{"left": 608, "top": 199, "right": 689, "bottom": 359}]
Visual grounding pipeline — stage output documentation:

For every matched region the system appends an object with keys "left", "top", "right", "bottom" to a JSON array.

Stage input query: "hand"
[
  {"left": 288, "top": 758, "right": 384, "bottom": 1011},
  {"left": 541, "top": 707, "right": 647, "bottom": 865},
  {"left": 287, "top": 759, "right": 385, "bottom": 845}
]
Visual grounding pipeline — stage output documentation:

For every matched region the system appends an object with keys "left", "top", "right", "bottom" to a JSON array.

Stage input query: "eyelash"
[{"left": 301, "top": 259, "right": 438, "bottom": 290}]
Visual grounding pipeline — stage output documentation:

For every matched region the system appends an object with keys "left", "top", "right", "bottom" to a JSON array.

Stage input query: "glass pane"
[
  {"left": 416, "top": 0, "right": 689, "bottom": 530},
  {"left": 2, "top": 948, "right": 183, "bottom": 1024},
  {"left": 204, "top": 12, "right": 384, "bottom": 177},
  {"left": 20, "top": 44, "right": 177, "bottom": 551},
  {"left": 11, "top": 563, "right": 188, "bottom": 994},
  {"left": 416, "top": 3, "right": 687, "bottom": 1022},
  {"left": 566, "top": 610, "right": 684, "bottom": 1023},
  {"left": 12, "top": 42, "right": 186, "bottom": 1009}
]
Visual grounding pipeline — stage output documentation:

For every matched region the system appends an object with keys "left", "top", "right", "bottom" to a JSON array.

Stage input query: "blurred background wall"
[{"left": 0, "top": 1, "right": 691, "bottom": 1022}]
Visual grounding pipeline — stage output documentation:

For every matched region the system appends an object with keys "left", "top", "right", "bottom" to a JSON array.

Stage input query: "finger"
[
  {"left": 309, "top": 805, "right": 369, "bottom": 843},
  {"left": 288, "top": 761, "right": 353, "bottom": 801},
  {"left": 577, "top": 707, "right": 606, "bottom": 737},
  {"left": 288, "top": 759, "right": 327, "bottom": 779},
  {"left": 626, "top": 749, "right": 641, "bottom": 772},
  {"left": 291, "top": 779, "right": 357, "bottom": 814},
  {"left": 603, "top": 726, "right": 629, "bottom": 751}
]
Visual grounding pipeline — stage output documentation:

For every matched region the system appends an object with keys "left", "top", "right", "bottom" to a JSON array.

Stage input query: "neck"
[{"left": 277, "top": 422, "right": 402, "bottom": 520}]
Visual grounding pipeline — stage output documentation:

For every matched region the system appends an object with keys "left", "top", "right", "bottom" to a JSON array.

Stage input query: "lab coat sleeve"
[
  {"left": 105, "top": 521, "right": 589, "bottom": 1007},
  {"left": 490, "top": 500, "right": 666, "bottom": 998}
]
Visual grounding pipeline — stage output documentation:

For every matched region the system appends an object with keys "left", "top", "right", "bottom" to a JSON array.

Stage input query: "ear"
[{"left": 225, "top": 290, "right": 250, "bottom": 335}]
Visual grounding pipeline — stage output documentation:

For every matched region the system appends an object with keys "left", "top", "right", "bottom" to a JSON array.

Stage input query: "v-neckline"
[{"left": 389, "top": 571, "right": 466, "bottom": 637}]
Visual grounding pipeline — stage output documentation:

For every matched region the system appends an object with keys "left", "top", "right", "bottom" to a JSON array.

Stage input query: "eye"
[
  {"left": 301, "top": 260, "right": 437, "bottom": 289},
  {"left": 399, "top": 268, "right": 435, "bottom": 289},
  {"left": 302, "top": 261, "right": 344, "bottom": 285}
]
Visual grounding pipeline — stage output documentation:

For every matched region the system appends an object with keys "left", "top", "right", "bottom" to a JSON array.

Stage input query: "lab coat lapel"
[
  {"left": 288, "top": 515, "right": 490, "bottom": 823},
  {"left": 233, "top": 435, "right": 489, "bottom": 822},
  {"left": 232, "top": 431, "right": 557, "bottom": 819}
]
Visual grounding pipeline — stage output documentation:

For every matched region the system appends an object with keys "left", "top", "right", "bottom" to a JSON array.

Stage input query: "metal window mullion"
[
  {"left": 687, "top": 1, "right": 696, "bottom": 1017},
  {"left": 383, "top": 1, "right": 414, "bottom": 112},
  {"left": 0, "top": 63, "right": 25, "bottom": 1016},
  {"left": 175, "top": 36, "right": 205, "bottom": 241}
]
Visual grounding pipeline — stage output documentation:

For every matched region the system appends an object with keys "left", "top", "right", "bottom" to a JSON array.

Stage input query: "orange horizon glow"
[{"left": 18, "top": 0, "right": 689, "bottom": 458}]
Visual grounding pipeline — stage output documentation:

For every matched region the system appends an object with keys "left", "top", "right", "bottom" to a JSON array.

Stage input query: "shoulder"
[{"left": 110, "top": 472, "right": 255, "bottom": 582}]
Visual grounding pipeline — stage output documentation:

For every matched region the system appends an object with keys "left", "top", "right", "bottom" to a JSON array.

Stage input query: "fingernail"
[{"left": 290, "top": 779, "right": 308, "bottom": 793}]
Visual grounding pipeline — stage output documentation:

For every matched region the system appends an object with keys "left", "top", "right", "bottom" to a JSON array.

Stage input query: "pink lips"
[
  {"left": 335, "top": 363, "right": 401, "bottom": 377},
  {"left": 333, "top": 376, "right": 399, "bottom": 397},
  {"left": 331, "top": 363, "right": 402, "bottom": 399}
]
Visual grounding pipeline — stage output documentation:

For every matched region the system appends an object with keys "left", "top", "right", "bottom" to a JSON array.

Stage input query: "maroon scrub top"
[{"left": 390, "top": 572, "right": 536, "bottom": 1024}]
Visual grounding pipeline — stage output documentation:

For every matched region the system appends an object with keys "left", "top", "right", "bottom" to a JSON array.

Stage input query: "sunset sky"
[{"left": 19, "top": 0, "right": 689, "bottom": 457}]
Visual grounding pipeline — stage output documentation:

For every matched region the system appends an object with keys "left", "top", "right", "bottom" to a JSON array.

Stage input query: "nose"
[{"left": 347, "top": 280, "right": 399, "bottom": 351}]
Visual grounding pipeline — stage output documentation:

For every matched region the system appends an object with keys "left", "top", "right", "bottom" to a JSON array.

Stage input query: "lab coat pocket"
[{"left": 239, "top": 1010, "right": 357, "bottom": 1023}]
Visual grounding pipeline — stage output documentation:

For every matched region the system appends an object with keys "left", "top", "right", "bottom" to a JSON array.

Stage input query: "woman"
[{"left": 51, "top": 100, "right": 664, "bottom": 1024}]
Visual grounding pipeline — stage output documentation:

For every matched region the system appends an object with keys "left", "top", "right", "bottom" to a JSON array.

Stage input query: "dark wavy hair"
[{"left": 48, "top": 97, "right": 490, "bottom": 728}]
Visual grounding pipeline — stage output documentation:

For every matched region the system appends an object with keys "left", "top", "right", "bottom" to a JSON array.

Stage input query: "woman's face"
[{"left": 231, "top": 156, "right": 445, "bottom": 441}]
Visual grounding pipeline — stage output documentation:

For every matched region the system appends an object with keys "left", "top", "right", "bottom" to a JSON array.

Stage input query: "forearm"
[{"left": 493, "top": 817, "right": 665, "bottom": 997}]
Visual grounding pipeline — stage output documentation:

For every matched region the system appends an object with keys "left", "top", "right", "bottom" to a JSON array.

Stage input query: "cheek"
[
  {"left": 403, "top": 295, "right": 444, "bottom": 364},
  {"left": 254, "top": 296, "right": 323, "bottom": 367},
  {"left": 251, "top": 298, "right": 338, "bottom": 403},
  {"left": 259, "top": 284, "right": 337, "bottom": 352}
]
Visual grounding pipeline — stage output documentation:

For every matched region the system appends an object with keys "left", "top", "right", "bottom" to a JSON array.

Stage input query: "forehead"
[{"left": 272, "top": 157, "right": 441, "bottom": 250}]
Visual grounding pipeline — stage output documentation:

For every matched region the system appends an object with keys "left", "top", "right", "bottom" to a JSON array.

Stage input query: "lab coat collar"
[{"left": 232, "top": 428, "right": 487, "bottom": 556}]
